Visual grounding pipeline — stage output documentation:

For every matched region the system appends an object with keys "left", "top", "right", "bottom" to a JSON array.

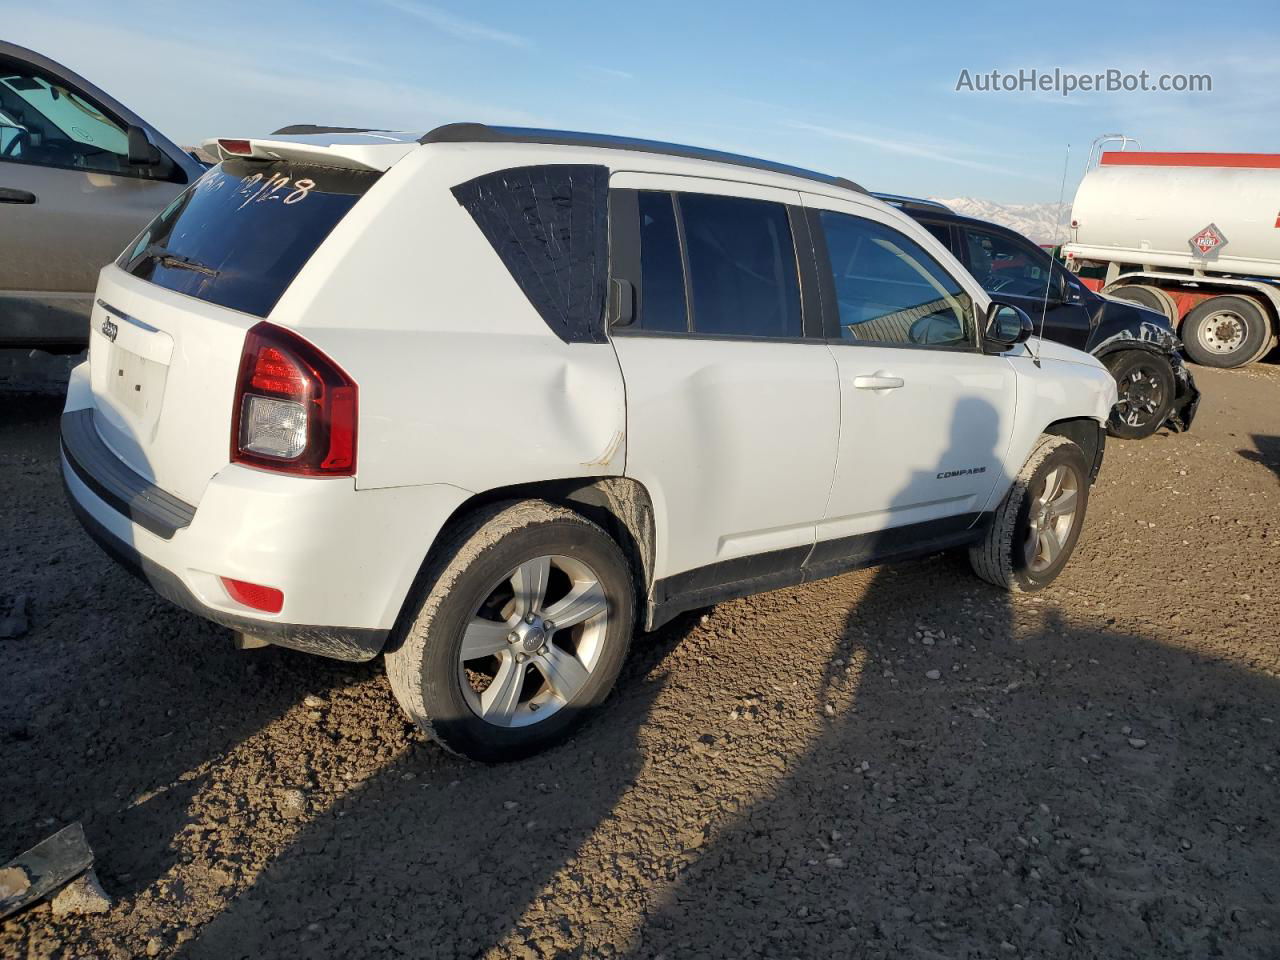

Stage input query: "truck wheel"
[
  {"left": 385, "top": 500, "right": 634, "bottom": 762},
  {"left": 1109, "top": 283, "right": 1176, "bottom": 323},
  {"left": 1182, "top": 296, "right": 1270, "bottom": 368},
  {"left": 1102, "top": 351, "right": 1176, "bottom": 440},
  {"left": 969, "top": 435, "right": 1090, "bottom": 593}
]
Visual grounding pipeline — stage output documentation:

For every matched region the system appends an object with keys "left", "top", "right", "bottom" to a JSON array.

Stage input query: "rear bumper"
[
  {"left": 62, "top": 477, "right": 389, "bottom": 661},
  {"left": 60, "top": 399, "right": 472, "bottom": 661}
]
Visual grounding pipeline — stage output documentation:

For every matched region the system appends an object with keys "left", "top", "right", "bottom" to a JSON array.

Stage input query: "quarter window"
[
  {"left": 923, "top": 222, "right": 951, "bottom": 247},
  {"left": 818, "top": 211, "right": 974, "bottom": 348}
]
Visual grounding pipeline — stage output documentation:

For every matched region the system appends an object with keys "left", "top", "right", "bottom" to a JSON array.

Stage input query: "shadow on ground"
[
  {"left": 179, "top": 616, "right": 689, "bottom": 959},
  {"left": 624, "top": 559, "right": 1280, "bottom": 958},
  {"left": 1240, "top": 433, "right": 1280, "bottom": 484}
]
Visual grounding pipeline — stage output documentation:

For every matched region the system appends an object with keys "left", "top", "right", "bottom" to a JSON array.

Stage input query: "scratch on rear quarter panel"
[{"left": 583, "top": 430, "right": 623, "bottom": 467}]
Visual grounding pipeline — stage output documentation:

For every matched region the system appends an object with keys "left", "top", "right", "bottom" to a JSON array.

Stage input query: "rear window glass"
[{"left": 118, "top": 159, "right": 379, "bottom": 318}]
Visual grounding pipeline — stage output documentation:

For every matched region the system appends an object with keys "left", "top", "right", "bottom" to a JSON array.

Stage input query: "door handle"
[
  {"left": 0, "top": 188, "right": 36, "bottom": 204},
  {"left": 852, "top": 375, "right": 904, "bottom": 390}
]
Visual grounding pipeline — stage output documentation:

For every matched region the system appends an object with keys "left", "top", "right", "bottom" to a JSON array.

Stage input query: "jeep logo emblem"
[{"left": 101, "top": 317, "right": 119, "bottom": 342}]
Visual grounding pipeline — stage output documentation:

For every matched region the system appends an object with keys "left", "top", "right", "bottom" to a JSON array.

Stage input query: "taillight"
[
  {"left": 218, "top": 138, "right": 253, "bottom": 156},
  {"left": 231, "top": 322, "right": 357, "bottom": 476}
]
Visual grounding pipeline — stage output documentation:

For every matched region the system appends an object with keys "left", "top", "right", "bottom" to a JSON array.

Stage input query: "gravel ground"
[{"left": 2, "top": 362, "right": 1278, "bottom": 959}]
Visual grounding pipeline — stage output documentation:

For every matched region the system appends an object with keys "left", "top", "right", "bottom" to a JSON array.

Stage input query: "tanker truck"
[{"left": 1062, "top": 148, "right": 1280, "bottom": 368}]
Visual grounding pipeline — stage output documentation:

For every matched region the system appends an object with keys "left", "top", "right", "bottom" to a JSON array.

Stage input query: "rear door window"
[
  {"left": 679, "top": 193, "right": 802, "bottom": 338},
  {"left": 637, "top": 191, "right": 689, "bottom": 333},
  {"left": 119, "top": 159, "right": 379, "bottom": 318}
]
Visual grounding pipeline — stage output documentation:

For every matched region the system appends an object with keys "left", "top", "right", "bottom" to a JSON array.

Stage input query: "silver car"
[{"left": 0, "top": 42, "right": 205, "bottom": 353}]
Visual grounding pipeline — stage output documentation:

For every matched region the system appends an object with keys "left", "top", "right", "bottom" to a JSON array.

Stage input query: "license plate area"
[
  {"left": 106, "top": 342, "right": 166, "bottom": 420},
  {"left": 90, "top": 302, "right": 173, "bottom": 437}
]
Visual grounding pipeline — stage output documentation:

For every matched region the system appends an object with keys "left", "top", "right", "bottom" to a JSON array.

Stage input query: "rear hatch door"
[{"left": 88, "top": 155, "right": 382, "bottom": 506}]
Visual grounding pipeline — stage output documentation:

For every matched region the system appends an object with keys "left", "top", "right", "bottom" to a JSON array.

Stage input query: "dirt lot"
[{"left": 2, "top": 362, "right": 1278, "bottom": 959}]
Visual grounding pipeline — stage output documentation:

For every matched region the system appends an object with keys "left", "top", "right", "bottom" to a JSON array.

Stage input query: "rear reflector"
[
  {"left": 221, "top": 577, "right": 284, "bottom": 614},
  {"left": 218, "top": 138, "right": 253, "bottom": 156}
]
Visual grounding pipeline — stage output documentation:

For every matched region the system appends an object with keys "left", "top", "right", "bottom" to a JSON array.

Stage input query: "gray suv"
[{"left": 0, "top": 42, "right": 205, "bottom": 353}]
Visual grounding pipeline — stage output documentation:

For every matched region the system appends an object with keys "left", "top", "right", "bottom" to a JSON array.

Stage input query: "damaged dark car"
[{"left": 881, "top": 196, "right": 1199, "bottom": 440}]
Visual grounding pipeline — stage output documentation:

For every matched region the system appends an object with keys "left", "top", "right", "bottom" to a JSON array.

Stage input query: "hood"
[
  {"left": 1021, "top": 336, "right": 1108, "bottom": 368},
  {"left": 1090, "top": 298, "right": 1182, "bottom": 355}
]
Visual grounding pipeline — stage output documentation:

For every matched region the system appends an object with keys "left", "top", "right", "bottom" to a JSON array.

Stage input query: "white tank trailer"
[{"left": 1062, "top": 151, "right": 1280, "bottom": 367}]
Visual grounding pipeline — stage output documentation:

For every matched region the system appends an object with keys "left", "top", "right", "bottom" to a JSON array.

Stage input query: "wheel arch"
[
  {"left": 385, "top": 476, "right": 659, "bottom": 651},
  {"left": 1044, "top": 417, "right": 1106, "bottom": 483},
  {"left": 1091, "top": 339, "right": 1173, "bottom": 362}
]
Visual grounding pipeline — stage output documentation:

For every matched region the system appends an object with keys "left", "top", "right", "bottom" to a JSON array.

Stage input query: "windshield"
[{"left": 118, "top": 158, "right": 379, "bottom": 317}]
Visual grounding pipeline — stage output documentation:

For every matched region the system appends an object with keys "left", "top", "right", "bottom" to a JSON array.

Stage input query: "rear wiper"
[{"left": 139, "top": 244, "right": 220, "bottom": 278}]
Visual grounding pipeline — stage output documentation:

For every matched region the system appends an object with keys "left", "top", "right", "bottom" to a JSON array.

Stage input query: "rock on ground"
[{"left": 50, "top": 871, "right": 112, "bottom": 917}]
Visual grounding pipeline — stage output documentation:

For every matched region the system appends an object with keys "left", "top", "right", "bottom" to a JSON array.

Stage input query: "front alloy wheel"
[
  {"left": 969, "top": 434, "right": 1091, "bottom": 592},
  {"left": 1024, "top": 464, "right": 1079, "bottom": 573},
  {"left": 1104, "top": 351, "right": 1176, "bottom": 440}
]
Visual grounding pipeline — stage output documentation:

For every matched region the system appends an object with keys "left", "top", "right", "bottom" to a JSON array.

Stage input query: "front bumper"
[
  {"left": 1167, "top": 355, "right": 1200, "bottom": 433},
  {"left": 60, "top": 406, "right": 471, "bottom": 661}
]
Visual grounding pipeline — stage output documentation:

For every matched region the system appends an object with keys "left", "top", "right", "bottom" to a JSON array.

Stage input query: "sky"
[{"left": 6, "top": 0, "right": 1279, "bottom": 205}]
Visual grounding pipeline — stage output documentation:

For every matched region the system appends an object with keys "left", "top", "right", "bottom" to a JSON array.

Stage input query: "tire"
[
  {"left": 1102, "top": 350, "right": 1176, "bottom": 440},
  {"left": 1109, "top": 283, "right": 1176, "bottom": 323},
  {"left": 969, "top": 435, "right": 1091, "bottom": 592},
  {"left": 1182, "top": 295, "right": 1271, "bottom": 368},
  {"left": 385, "top": 500, "right": 634, "bottom": 762}
]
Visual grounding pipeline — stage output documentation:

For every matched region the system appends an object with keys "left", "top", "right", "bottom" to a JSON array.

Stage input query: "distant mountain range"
[{"left": 929, "top": 198, "right": 1073, "bottom": 246}]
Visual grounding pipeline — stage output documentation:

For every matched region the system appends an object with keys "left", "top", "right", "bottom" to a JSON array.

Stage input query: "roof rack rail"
[
  {"left": 420, "top": 122, "right": 866, "bottom": 194},
  {"left": 870, "top": 192, "right": 954, "bottom": 214}
]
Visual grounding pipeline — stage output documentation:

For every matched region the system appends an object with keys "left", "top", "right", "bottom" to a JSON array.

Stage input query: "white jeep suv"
[{"left": 61, "top": 124, "right": 1117, "bottom": 761}]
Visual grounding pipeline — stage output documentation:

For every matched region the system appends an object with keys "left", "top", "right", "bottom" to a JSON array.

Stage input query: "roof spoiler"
[{"left": 200, "top": 135, "right": 413, "bottom": 172}]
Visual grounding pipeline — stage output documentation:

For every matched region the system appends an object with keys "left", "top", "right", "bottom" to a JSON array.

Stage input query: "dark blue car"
[{"left": 877, "top": 195, "right": 1199, "bottom": 440}]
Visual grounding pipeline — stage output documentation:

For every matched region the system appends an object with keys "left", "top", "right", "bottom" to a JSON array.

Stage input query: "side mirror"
[
  {"left": 126, "top": 124, "right": 162, "bottom": 166},
  {"left": 1043, "top": 270, "right": 1070, "bottom": 305},
  {"left": 983, "top": 301, "right": 1034, "bottom": 354}
]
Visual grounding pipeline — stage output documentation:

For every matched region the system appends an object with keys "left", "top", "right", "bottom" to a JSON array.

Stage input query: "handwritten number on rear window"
[{"left": 203, "top": 171, "right": 319, "bottom": 211}]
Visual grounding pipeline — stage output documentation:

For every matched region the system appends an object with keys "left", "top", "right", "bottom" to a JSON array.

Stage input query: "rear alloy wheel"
[
  {"left": 386, "top": 501, "right": 634, "bottom": 762},
  {"left": 458, "top": 553, "right": 609, "bottom": 729},
  {"left": 969, "top": 435, "right": 1090, "bottom": 592},
  {"left": 1103, "top": 351, "right": 1176, "bottom": 440},
  {"left": 1182, "top": 296, "right": 1270, "bottom": 368}
]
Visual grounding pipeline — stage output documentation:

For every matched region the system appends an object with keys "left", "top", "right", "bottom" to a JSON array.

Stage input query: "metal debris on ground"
[{"left": 0, "top": 822, "right": 95, "bottom": 920}]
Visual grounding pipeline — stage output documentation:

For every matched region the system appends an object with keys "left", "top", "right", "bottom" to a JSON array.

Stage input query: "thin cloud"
[
  {"left": 2, "top": 12, "right": 540, "bottom": 144},
  {"left": 788, "top": 120, "right": 1053, "bottom": 183},
  {"left": 380, "top": 0, "right": 532, "bottom": 49},
  {"left": 586, "top": 66, "right": 634, "bottom": 81}
]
